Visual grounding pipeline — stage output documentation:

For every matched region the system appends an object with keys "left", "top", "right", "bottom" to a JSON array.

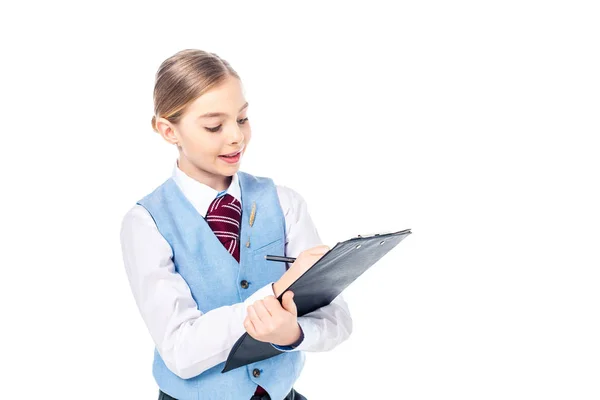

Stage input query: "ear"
[{"left": 156, "top": 117, "right": 180, "bottom": 146}]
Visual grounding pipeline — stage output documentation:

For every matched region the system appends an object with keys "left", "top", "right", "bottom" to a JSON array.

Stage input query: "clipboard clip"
[
  {"left": 356, "top": 231, "right": 387, "bottom": 239},
  {"left": 356, "top": 229, "right": 411, "bottom": 239}
]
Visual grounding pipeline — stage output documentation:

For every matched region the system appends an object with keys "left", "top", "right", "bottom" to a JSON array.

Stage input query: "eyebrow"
[{"left": 198, "top": 102, "right": 249, "bottom": 119}]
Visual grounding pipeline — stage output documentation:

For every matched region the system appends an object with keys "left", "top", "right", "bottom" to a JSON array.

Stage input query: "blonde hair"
[{"left": 151, "top": 49, "right": 240, "bottom": 133}]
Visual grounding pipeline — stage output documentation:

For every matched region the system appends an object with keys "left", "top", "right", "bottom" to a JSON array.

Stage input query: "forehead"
[{"left": 186, "top": 76, "right": 246, "bottom": 116}]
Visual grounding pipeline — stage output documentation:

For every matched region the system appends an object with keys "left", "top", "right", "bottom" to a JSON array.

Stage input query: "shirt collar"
[{"left": 171, "top": 160, "right": 241, "bottom": 218}]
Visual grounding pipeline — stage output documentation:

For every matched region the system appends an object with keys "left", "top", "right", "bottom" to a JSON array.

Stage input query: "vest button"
[
  {"left": 253, "top": 368, "right": 261, "bottom": 377},
  {"left": 240, "top": 280, "right": 249, "bottom": 289}
]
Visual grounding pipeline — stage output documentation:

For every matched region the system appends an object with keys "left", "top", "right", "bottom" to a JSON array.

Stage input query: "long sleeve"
[
  {"left": 274, "top": 185, "right": 354, "bottom": 352},
  {"left": 120, "top": 205, "right": 276, "bottom": 379}
]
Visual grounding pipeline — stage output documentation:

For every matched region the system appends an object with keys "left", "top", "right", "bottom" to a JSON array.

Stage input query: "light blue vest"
[{"left": 137, "top": 171, "right": 304, "bottom": 400}]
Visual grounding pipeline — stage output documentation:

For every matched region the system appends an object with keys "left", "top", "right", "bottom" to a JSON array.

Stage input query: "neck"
[{"left": 177, "top": 157, "right": 232, "bottom": 192}]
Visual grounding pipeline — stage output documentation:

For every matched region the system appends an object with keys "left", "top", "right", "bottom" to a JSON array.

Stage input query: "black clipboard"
[{"left": 221, "top": 228, "right": 412, "bottom": 373}]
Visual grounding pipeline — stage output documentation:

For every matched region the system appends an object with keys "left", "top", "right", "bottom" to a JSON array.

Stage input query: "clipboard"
[{"left": 221, "top": 228, "right": 412, "bottom": 373}]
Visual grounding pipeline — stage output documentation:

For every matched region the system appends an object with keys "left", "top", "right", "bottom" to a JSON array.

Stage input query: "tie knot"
[
  {"left": 207, "top": 193, "right": 241, "bottom": 217},
  {"left": 206, "top": 193, "right": 242, "bottom": 233}
]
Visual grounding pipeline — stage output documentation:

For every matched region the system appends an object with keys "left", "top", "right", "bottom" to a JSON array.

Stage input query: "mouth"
[
  {"left": 220, "top": 148, "right": 243, "bottom": 157},
  {"left": 218, "top": 147, "right": 243, "bottom": 163}
]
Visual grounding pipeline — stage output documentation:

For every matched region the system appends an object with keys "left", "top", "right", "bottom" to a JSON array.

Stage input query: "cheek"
[
  {"left": 181, "top": 132, "right": 219, "bottom": 157},
  {"left": 244, "top": 125, "right": 252, "bottom": 144}
]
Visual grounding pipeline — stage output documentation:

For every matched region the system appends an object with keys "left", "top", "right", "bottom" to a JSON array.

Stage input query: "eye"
[
  {"left": 205, "top": 125, "right": 221, "bottom": 133},
  {"left": 204, "top": 117, "right": 249, "bottom": 133}
]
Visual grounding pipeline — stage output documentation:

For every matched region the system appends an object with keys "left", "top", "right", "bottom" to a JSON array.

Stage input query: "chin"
[
  {"left": 217, "top": 163, "right": 241, "bottom": 174},
  {"left": 228, "top": 165, "right": 242, "bottom": 174}
]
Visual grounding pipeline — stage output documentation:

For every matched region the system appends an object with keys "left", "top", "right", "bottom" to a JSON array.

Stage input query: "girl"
[{"left": 120, "top": 49, "right": 353, "bottom": 400}]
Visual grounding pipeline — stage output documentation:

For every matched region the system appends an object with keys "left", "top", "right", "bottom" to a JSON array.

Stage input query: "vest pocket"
[{"left": 249, "top": 237, "right": 283, "bottom": 254}]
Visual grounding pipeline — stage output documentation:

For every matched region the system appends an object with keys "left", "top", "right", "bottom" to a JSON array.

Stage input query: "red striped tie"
[
  {"left": 205, "top": 193, "right": 242, "bottom": 262},
  {"left": 205, "top": 193, "right": 268, "bottom": 397}
]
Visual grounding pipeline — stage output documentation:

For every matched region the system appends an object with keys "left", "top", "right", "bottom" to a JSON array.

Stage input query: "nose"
[{"left": 227, "top": 124, "right": 244, "bottom": 144}]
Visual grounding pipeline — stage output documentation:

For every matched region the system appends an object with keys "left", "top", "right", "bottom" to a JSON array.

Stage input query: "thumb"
[{"left": 281, "top": 291, "right": 297, "bottom": 316}]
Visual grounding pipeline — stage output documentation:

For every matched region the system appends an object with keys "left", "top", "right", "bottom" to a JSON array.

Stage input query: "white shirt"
[{"left": 120, "top": 162, "right": 353, "bottom": 379}]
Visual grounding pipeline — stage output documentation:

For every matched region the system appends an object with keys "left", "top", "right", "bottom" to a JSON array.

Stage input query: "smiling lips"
[
  {"left": 219, "top": 148, "right": 243, "bottom": 164},
  {"left": 220, "top": 147, "right": 243, "bottom": 157}
]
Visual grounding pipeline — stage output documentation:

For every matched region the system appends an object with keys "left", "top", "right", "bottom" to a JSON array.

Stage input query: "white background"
[{"left": 1, "top": 1, "right": 599, "bottom": 399}]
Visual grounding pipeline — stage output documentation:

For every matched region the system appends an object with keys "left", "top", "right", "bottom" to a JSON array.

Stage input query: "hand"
[
  {"left": 244, "top": 291, "right": 302, "bottom": 346},
  {"left": 272, "top": 245, "right": 330, "bottom": 297}
]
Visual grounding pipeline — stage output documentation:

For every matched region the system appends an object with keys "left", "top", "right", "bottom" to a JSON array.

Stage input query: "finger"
[
  {"left": 247, "top": 305, "right": 263, "bottom": 330},
  {"left": 244, "top": 315, "right": 256, "bottom": 336},
  {"left": 297, "top": 245, "right": 329, "bottom": 264},
  {"left": 308, "top": 245, "right": 330, "bottom": 255},
  {"left": 295, "top": 246, "right": 326, "bottom": 261},
  {"left": 262, "top": 295, "right": 283, "bottom": 314},
  {"left": 252, "top": 300, "right": 273, "bottom": 322},
  {"left": 281, "top": 291, "right": 297, "bottom": 316}
]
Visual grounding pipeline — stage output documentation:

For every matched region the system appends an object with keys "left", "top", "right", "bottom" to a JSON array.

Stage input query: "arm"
[
  {"left": 272, "top": 186, "right": 354, "bottom": 352},
  {"left": 120, "top": 205, "right": 276, "bottom": 379}
]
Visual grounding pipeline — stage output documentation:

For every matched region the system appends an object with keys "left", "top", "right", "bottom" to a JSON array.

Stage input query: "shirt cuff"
[
  {"left": 271, "top": 323, "right": 305, "bottom": 352},
  {"left": 288, "top": 316, "right": 321, "bottom": 352}
]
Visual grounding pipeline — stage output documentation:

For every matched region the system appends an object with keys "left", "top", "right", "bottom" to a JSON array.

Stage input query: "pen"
[{"left": 265, "top": 255, "right": 296, "bottom": 263}]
